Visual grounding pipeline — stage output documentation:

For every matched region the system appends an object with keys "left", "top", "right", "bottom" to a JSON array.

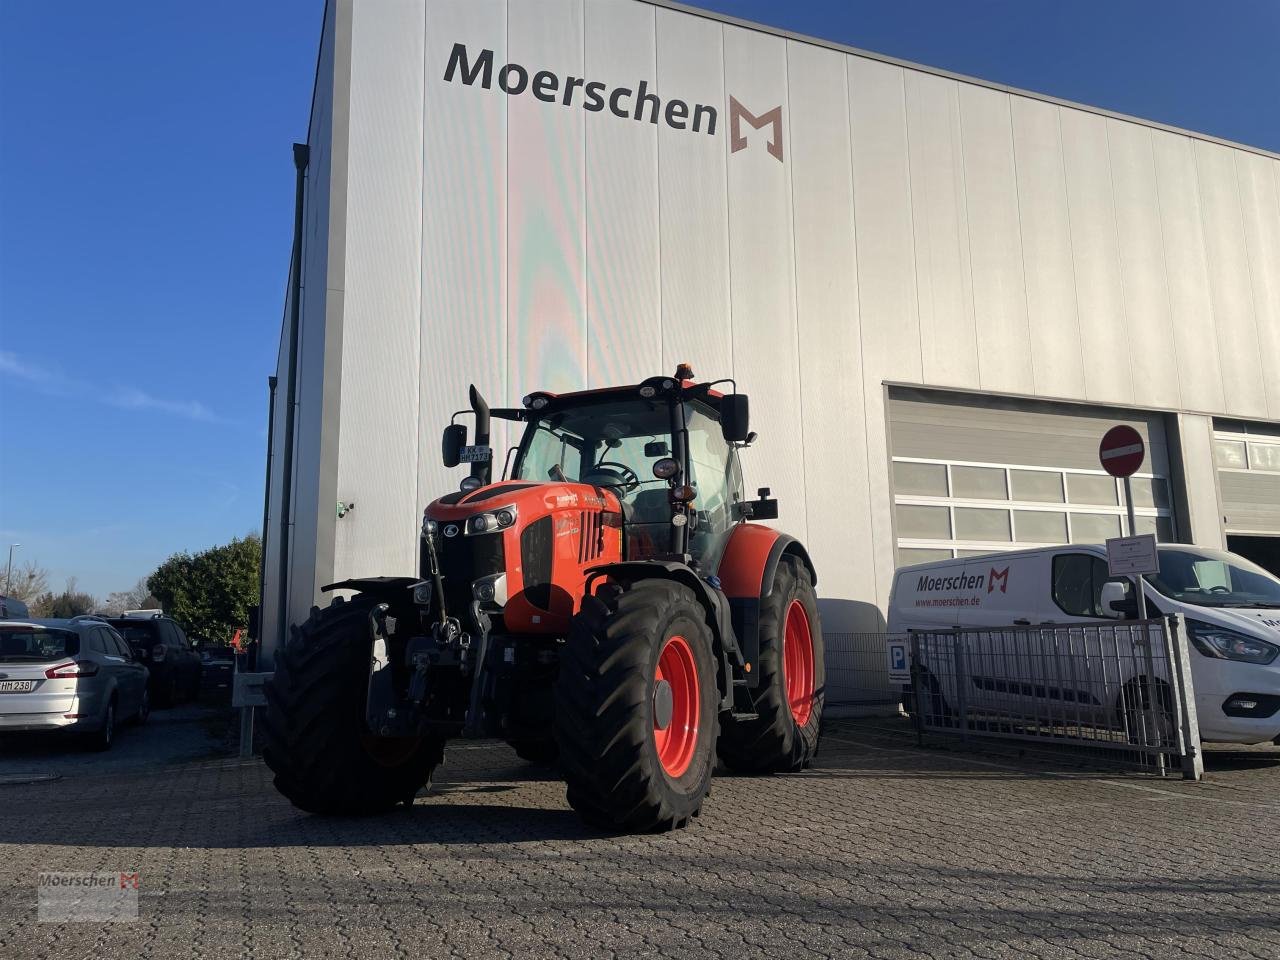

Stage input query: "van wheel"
[
  {"left": 1118, "top": 678, "right": 1175, "bottom": 747},
  {"left": 905, "top": 672, "right": 955, "bottom": 728}
]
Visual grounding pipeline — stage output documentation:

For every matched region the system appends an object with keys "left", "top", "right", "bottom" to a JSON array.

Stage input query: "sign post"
[{"left": 1099, "top": 425, "right": 1150, "bottom": 619}]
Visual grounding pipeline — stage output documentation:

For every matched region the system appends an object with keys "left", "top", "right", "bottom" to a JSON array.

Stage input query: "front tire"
[
  {"left": 718, "top": 555, "right": 824, "bottom": 773},
  {"left": 263, "top": 595, "right": 444, "bottom": 815},
  {"left": 555, "top": 580, "right": 718, "bottom": 832}
]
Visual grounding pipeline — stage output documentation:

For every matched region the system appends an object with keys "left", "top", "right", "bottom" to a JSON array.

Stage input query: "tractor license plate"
[
  {"left": 459, "top": 445, "right": 491, "bottom": 463},
  {"left": 0, "top": 681, "right": 35, "bottom": 693}
]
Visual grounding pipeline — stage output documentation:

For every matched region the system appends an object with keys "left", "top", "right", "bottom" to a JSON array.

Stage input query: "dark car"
[
  {"left": 194, "top": 642, "right": 236, "bottom": 702},
  {"left": 104, "top": 614, "right": 201, "bottom": 706}
]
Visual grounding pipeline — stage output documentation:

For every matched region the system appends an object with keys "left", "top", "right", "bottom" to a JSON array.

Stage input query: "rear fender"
[
  {"left": 321, "top": 577, "right": 419, "bottom": 608},
  {"left": 585, "top": 560, "right": 742, "bottom": 711},
  {"left": 716, "top": 524, "right": 816, "bottom": 686}
]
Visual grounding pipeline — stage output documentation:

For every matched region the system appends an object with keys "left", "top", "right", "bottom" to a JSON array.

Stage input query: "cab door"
[{"left": 1041, "top": 551, "right": 1129, "bottom": 725}]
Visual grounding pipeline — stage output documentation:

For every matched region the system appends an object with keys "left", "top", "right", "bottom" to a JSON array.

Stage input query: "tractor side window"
[{"left": 685, "top": 407, "right": 737, "bottom": 536}]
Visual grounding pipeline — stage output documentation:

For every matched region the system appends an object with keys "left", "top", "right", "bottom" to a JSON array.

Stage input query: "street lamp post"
[{"left": 4, "top": 544, "right": 19, "bottom": 596}]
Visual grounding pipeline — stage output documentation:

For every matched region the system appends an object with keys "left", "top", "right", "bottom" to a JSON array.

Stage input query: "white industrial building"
[{"left": 261, "top": 0, "right": 1280, "bottom": 669}]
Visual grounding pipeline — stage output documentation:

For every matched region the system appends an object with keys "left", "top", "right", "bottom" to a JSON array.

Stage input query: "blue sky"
[{"left": 1, "top": 0, "right": 1276, "bottom": 599}]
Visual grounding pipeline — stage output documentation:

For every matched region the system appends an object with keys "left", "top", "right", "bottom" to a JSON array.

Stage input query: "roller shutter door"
[
  {"left": 1213, "top": 421, "right": 1280, "bottom": 535},
  {"left": 888, "top": 389, "right": 1176, "bottom": 565}
]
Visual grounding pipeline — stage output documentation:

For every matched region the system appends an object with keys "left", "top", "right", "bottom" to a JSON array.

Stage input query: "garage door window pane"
[
  {"left": 1248, "top": 442, "right": 1280, "bottom": 472},
  {"left": 1014, "top": 510, "right": 1067, "bottom": 543},
  {"left": 1067, "top": 474, "right": 1118, "bottom": 506},
  {"left": 1071, "top": 513, "right": 1121, "bottom": 542},
  {"left": 898, "top": 548, "right": 954, "bottom": 566},
  {"left": 951, "top": 466, "right": 1007, "bottom": 500},
  {"left": 1010, "top": 470, "right": 1064, "bottom": 503},
  {"left": 954, "top": 507, "right": 1011, "bottom": 541},
  {"left": 1135, "top": 515, "right": 1176, "bottom": 541},
  {"left": 896, "top": 504, "right": 951, "bottom": 539},
  {"left": 893, "top": 461, "right": 948, "bottom": 496},
  {"left": 1214, "top": 439, "right": 1246, "bottom": 468},
  {"left": 1128, "top": 477, "right": 1170, "bottom": 509}
]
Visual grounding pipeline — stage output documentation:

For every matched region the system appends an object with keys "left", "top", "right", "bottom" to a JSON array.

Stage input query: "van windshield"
[{"left": 1149, "top": 548, "right": 1280, "bottom": 609}]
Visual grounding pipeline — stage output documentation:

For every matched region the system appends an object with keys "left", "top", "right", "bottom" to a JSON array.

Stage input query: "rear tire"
[
  {"left": 555, "top": 580, "right": 718, "bottom": 832},
  {"left": 263, "top": 595, "right": 444, "bottom": 815},
  {"left": 88, "top": 699, "right": 115, "bottom": 752},
  {"left": 718, "top": 556, "right": 824, "bottom": 773}
]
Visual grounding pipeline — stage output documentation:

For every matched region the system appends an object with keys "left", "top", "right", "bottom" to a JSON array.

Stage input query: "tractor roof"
[{"left": 492, "top": 375, "right": 727, "bottom": 422}]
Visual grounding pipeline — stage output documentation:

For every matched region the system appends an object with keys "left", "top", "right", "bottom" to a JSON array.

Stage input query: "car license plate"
[{"left": 0, "top": 680, "right": 35, "bottom": 693}]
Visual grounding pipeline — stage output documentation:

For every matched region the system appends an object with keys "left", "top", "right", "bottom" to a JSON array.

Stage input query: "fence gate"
[{"left": 908, "top": 616, "right": 1202, "bottom": 779}]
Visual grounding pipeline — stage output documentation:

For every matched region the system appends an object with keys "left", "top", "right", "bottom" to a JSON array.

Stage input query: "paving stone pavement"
[{"left": 2, "top": 718, "right": 1278, "bottom": 960}]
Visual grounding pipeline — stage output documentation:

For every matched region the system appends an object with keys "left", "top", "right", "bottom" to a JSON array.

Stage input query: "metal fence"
[
  {"left": 907, "top": 617, "right": 1202, "bottom": 779},
  {"left": 824, "top": 633, "right": 903, "bottom": 718}
]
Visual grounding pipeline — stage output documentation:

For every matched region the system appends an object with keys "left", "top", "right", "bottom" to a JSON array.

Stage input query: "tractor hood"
[{"left": 422, "top": 480, "right": 624, "bottom": 635}]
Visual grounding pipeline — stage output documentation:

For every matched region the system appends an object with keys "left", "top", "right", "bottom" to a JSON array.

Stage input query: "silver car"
[{"left": 0, "top": 617, "right": 150, "bottom": 750}]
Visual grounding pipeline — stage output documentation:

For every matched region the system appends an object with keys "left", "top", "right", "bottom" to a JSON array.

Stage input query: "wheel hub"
[
  {"left": 653, "top": 679, "right": 674, "bottom": 731},
  {"left": 652, "top": 635, "right": 700, "bottom": 778}
]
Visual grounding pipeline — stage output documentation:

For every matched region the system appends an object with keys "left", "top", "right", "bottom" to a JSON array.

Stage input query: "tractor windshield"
[
  {"left": 513, "top": 399, "right": 674, "bottom": 506},
  {"left": 512, "top": 398, "right": 742, "bottom": 541}
]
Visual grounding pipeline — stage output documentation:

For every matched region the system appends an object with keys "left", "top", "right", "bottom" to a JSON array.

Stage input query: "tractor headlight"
[
  {"left": 422, "top": 516, "right": 438, "bottom": 538},
  {"left": 460, "top": 476, "right": 482, "bottom": 493},
  {"left": 472, "top": 573, "right": 508, "bottom": 607},
  {"left": 1187, "top": 620, "right": 1279, "bottom": 665},
  {"left": 411, "top": 581, "right": 433, "bottom": 608},
  {"left": 464, "top": 505, "right": 517, "bottom": 536}
]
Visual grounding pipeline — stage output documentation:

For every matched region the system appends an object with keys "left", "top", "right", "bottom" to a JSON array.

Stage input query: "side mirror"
[
  {"left": 442, "top": 423, "right": 467, "bottom": 468},
  {"left": 720, "top": 394, "right": 750, "bottom": 442},
  {"left": 1099, "top": 580, "right": 1136, "bottom": 619}
]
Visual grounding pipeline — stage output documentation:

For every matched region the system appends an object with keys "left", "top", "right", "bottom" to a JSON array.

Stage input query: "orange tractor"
[{"left": 263, "top": 367, "right": 823, "bottom": 831}]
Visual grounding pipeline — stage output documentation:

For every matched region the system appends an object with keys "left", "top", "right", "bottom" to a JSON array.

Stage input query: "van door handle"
[{"left": 1013, "top": 618, "right": 1031, "bottom": 626}]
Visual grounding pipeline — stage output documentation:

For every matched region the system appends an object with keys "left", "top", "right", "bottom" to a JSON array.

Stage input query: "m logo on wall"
[{"left": 728, "top": 96, "right": 784, "bottom": 162}]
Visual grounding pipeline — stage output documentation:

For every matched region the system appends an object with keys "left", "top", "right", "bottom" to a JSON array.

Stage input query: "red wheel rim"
[
  {"left": 783, "top": 600, "right": 815, "bottom": 727},
  {"left": 362, "top": 734, "right": 421, "bottom": 768},
  {"left": 653, "top": 634, "right": 700, "bottom": 778}
]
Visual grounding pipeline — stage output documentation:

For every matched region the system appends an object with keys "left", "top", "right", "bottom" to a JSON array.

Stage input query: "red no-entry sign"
[{"left": 1099, "top": 425, "right": 1145, "bottom": 478}]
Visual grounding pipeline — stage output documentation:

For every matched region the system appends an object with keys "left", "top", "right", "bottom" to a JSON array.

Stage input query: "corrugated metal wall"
[{"left": 267, "top": 0, "right": 1280, "bottom": 654}]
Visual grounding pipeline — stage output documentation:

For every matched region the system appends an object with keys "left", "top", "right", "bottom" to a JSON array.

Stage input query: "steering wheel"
[
  {"left": 583, "top": 460, "right": 641, "bottom": 495},
  {"left": 1206, "top": 585, "right": 1232, "bottom": 594}
]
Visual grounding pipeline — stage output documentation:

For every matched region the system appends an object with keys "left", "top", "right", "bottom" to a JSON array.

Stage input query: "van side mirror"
[
  {"left": 1099, "top": 580, "right": 1136, "bottom": 619},
  {"left": 720, "top": 394, "right": 750, "bottom": 442},
  {"left": 442, "top": 424, "right": 467, "bottom": 468}
]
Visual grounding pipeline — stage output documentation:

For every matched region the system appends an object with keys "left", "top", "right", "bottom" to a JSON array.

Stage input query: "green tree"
[
  {"left": 148, "top": 535, "right": 261, "bottom": 644},
  {"left": 31, "top": 578, "right": 98, "bottom": 617}
]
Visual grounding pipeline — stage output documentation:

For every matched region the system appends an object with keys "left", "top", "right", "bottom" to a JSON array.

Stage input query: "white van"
[{"left": 887, "top": 544, "right": 1280, "bottom": 745}]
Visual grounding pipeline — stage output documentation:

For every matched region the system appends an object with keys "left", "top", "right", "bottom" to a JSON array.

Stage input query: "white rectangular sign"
[
  {"left": 459, "top": 445, "right": 491, "bottom": 463},
  {"left": 1106, "top": 534, "right": 1159, "bottom": 577},
  {"left": 886, "top": 639, "right": 911, "bottom": 684}
]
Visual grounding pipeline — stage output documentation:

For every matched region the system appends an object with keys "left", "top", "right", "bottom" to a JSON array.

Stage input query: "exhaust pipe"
[{"left": 469, "top": 385, "right": 492, "bottom": 486}]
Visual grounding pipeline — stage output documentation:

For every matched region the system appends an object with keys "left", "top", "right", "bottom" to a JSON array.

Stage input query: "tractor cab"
[{"left": 442, "top": 366, "right": 778, "bottom": 571}]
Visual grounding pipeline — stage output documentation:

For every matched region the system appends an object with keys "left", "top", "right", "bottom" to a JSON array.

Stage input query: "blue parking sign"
[{"left": 886, "top": 640, "right": 910, "bottom": 683}]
